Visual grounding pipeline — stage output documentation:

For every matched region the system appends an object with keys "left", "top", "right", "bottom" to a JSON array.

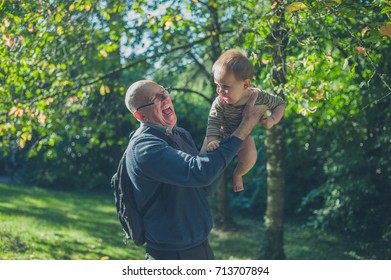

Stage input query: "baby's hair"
[{"left": 212, "top": 49, "right": 254, "bottom": 81}]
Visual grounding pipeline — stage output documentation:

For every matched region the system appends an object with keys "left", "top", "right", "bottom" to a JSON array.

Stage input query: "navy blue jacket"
[{"left": 126, "top": 123, "right": 243, "bottom": 251}]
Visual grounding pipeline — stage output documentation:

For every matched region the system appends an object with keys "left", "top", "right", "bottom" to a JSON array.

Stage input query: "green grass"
[
  {"left": 0, "top": 182, "right": 144, "bottom": 260},
  {"left": 0, "top": 183, "right": 361, "bottom": 260}
]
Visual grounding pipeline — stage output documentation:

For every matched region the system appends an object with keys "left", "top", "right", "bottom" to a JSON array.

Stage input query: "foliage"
[
  {"left": 1, "top": 0, "right": 143, "bottom": 188},
  {"left": 282, "top": 0, "right": 391, "bottom": 250}
]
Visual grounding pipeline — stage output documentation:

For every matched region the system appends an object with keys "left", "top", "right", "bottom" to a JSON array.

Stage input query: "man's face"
[
  {"left": 214, "top": 67, "right": 247, "bottom": 106},
  {"left": 135, "top": 82, "right": 177, "bottom": 128}
]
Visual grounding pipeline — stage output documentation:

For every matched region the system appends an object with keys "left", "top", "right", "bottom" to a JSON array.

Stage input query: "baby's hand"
[
  {"left": 261, "top": 116, "right": 275, "bottom": 129},
  {"left": 257, "top": 104, "right": 269, "bottom": 116},
  {"left": 207, "top": 140, "right": 220, "bottom": 152}
]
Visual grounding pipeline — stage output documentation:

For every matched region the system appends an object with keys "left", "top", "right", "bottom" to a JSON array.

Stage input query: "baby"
[{"left": 202, "top": 49, "right": 286, "bottom": 192}]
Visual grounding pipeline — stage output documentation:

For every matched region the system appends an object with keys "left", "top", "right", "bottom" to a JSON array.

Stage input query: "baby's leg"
[{"left": 233, "top": 136, "right": 257, "bottom": 192}]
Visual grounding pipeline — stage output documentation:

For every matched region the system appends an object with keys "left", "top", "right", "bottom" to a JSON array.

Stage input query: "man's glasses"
[{"left": 135, "top": 88, "right": 170, "bottom": 111}]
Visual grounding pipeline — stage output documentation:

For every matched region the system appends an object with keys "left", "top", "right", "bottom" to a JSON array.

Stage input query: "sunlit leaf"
[
  {"left": 46, "top": 98, "right": 54, "bottom": 105},
  {"left": 356, "top": 46, "right": 366, "bottom": 55},
  {"left": 164, "top": 18, "right": 173, "bottom": 31},
  {"left": 100, "top": 49, "right": 108, "bottom": 57},
  {"left": 261, "top": 56, "right": 270, "bottom": 64},
  {"left": 299, "top": 107, "right": 307, "bottom": 116},
  {"left": 85, "top": 0, "right": 92, "bottom": 12},
  {"left": 343, "top": 58, "right": 349, "bottom": 69},
  {"left": 38, "top": 112, "right": 46, "bottom": 124},
  {"left": 379, "top": 24, "right": 391, "bottom": 38},
  {"left": 262, "top": 54, "right": 272, "bottom": 65},
  {"left": 100, "top": 84, "right": 110, "bottom": 95},
  {"left": 361, "top": 26, "right": 369, "bottom": 38},
  {"left": 315, "top": 90, "right": 325, "bottom": 100},
  {"left": 2, "top": 34, "right": 13, "bottom": 47},
  {"left": 19, "top": 139, "right": 26, "bottom": 149},
  {"left": 56, "top": 26, "right": 64, "bottom": 35},
  {"left": 8, "top": 107, "right": 17, "bottom": 116},
  {"left": 286, "top": 2, "right": 307, "bottom": 13}
]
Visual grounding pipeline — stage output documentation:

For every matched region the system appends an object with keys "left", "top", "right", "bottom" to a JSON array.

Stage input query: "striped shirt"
[{"left": 206, "top": 88, "right": 286, "bottom": 137}]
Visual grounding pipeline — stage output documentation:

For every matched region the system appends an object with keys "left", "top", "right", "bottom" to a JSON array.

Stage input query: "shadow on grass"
[
  {"left": 1, "top": 184, "right": 116, "bottom": 237},
  {"left": 0, "top": 183, "right": 376, "bottom": 260},
  {"left": 210, "top": 221, "right": 262, "bottom": 260},
  {"left": 210, "top": 217, "right": 359, "bottom": 260},
  {"left": 0, "top": 183, "right": 144, "bottom": 260}
]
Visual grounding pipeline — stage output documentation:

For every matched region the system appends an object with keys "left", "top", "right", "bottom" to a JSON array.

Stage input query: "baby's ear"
[{"left": 243, "top": 79, "right": 251, "bottom": 89}]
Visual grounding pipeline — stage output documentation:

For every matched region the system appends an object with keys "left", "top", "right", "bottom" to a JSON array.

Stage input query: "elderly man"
[{"left": 123, "top": 80, "right": 265, "bottom": 260}]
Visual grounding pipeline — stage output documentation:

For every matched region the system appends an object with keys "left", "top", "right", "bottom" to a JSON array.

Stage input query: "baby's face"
[{"left": 213, "top": 68, "right": 248, "bottom": 106}]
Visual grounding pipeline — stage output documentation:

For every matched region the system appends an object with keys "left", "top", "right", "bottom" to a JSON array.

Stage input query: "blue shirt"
[{"left": 126, "top": 123, "right": 243, "bottom": 250}]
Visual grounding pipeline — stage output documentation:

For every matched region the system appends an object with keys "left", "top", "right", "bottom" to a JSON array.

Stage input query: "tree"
[
  {"left": 257, "top": 1, "right": 287, "bottom": 259},
  {"left": 0, "top": 0, "right": 141, "bottom": 188}
]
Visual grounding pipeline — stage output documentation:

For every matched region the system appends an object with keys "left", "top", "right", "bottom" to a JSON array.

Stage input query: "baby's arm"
[
  {"left": 206, "top": 136, "right": 222, "bottom": 152},
  {"left": 207, "top": 140, "right": 220, "bottom": 151},
  {"left": 200, "top": 135, "right": 222, "bottom": 153},
  {"left": 254, "top": 88, "right": 286, "bottom": 129},
  {"left": 261, "top": 104, "right": 285, "bottom": 129}
]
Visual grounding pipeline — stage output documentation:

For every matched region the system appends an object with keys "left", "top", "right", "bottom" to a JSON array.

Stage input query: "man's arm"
[
  {"left": 130, "top": 92, "right": 263, "bottom": 188},
  {"left": 132, "top": 135, "right": 243, "bottom": 187}
]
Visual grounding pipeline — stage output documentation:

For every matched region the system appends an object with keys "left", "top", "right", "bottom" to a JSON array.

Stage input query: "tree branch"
[
  {"left": 171, "top": 87, "right": 213, "bottom": 103},
  {"left": 87, "top": 34, "right": 215, "bottom": 84},
  {"left": 187, "top": 51, "right": 211, "bottom": 80}
]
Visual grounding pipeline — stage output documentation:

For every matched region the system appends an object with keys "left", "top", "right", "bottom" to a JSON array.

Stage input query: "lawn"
[{"left": 0, "top": 182, "right": 359, "bottom": 260}]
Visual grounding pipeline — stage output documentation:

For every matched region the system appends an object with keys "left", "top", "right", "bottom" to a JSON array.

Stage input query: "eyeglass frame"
[{"left": 134, "top": 87, "right": 171, "bottom": 111}]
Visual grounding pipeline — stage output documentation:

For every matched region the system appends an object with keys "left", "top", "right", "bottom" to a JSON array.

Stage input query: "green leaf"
[{"left": 380, "top": 7, "right": 391, "bottom": 14}]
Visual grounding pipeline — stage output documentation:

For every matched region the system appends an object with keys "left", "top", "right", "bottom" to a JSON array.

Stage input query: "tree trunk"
[
  {"left": 214, "top": 170, "right": 234, "bottom": 228},
  {"left": 259, "top": 0, "right": 287, "bottom": 260},
  {"left": 260, "top": 125, "right": 286, "bottom": 259}
]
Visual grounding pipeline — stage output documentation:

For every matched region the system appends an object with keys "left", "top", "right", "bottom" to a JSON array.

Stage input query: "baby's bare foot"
[{"left": 233, "top": 175, "right": 244, "bottom": 192}]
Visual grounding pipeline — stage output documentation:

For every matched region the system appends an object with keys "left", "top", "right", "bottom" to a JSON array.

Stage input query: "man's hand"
[{"left": 232, "top": 92, "right": 267, "bottom": 140}]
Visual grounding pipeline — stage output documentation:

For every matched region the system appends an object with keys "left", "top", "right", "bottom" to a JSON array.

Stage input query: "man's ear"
[{"left": 133, "top": 111, "right": 143, "bottom": 121}]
